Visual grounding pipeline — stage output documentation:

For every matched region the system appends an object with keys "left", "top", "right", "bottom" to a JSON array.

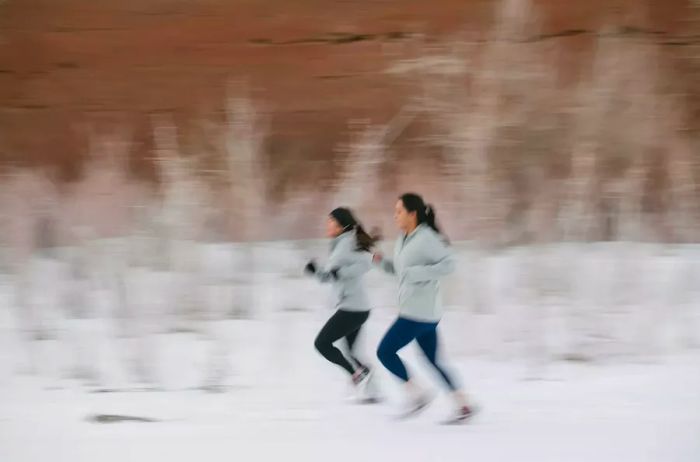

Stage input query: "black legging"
[{"left": 314, "top": 309, "right": 370, "bottom": 375}]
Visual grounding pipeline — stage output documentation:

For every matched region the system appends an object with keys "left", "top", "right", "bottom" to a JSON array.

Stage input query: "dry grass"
[
  {"left": 400, "top": 0, "right": 700, "bottom": 244},
  {"left": 2, "top": 0, "right": 698, "bottom": 244}
]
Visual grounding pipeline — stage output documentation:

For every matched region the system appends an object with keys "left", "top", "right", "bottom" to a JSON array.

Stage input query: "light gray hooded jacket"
[
  {"left": 312, "top": 230, "right": 372, "bottom": 312},
  {"left": 376, "top": 224, "right": 455, "bottom": 322}
]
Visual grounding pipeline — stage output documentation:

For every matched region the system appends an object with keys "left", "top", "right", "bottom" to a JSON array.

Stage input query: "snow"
[{"left": 1, "top": 240, "right": 699, "bottom": 462}]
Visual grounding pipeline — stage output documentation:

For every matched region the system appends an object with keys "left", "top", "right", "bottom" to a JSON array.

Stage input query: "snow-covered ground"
[{"left": 1, "top": 240, "right": 699, "bottom": 462}]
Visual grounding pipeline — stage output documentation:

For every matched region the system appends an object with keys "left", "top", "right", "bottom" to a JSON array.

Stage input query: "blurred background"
[{"left": 1, "top": 1, "right": 699, "bottom": 461}]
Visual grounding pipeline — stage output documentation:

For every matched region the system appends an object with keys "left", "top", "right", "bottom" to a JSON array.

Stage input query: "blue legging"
[{"left": 377, "top": 317, "right": 458, "bottom": 391}]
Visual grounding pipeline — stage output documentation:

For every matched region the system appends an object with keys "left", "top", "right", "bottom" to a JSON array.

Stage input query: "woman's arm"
[
  {"left": 334, "top": 253, "right": 372, "bottom": 280},
  {"left": 403, "top": 237, "right": 455, "bottom": 282},
  {"left": 373, "top": 252, "right": 396, "bottom": 275}
]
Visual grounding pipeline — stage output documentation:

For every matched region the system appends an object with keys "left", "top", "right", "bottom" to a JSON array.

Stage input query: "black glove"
[
  {"left": 330, "top": 268, "right": 340, "bottom": 280},
  {"left": 304, "top": 261, "right": 317, "bottom": 275}
]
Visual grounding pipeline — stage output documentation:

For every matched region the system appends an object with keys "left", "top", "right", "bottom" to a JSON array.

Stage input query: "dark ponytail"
[
  {"left": 354, "top": 224, "right": 378, "bottom": 252},
  {"left": 399, "top": 192, "right": 449, "bottom": 242}
]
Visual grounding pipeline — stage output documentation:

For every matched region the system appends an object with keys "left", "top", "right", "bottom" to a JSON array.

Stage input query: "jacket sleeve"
[
  {"left": 312, "top": 248, "right": 339, "bottom": 284},
  {"left": 313, "top": 268, "right": 335, "bottom": 283},
  {"left": 314, "top": 238, "right": 369, "bottom": 282},
  {"left": 374, "top": 237, "right": 398, "bottom": 275},
  {"left": 314, "top": 255, "right": 341, "bottom": 283},
  {"left": 403, "top": 236, "right": 455, "bottom": 282},
  {"left": 335, "top": 252, "right": 372, "bottom": 280}
]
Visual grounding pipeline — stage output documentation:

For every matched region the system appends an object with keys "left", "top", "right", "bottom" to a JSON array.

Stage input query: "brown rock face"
[{"left": 0, "top": 0, "right": 697, "bottom": 243}]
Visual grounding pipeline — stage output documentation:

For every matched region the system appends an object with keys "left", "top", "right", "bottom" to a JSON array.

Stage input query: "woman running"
[
  {"left": 373, "top": 193, "right": 473, "bottom": 423},
  {"left": 305, "top": 207, "right": 377, "bottom": 397}
]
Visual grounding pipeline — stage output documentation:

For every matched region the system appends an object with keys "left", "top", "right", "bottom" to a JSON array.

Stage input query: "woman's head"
[
  {"left": 326, "top": 207, "right": 356, "bottom": 238},
  {"left": 326, "top": 207, "right": 377, "bottom": 252},
  {"left": 395, "top": 193, "right": 443, "bottom": 237}
]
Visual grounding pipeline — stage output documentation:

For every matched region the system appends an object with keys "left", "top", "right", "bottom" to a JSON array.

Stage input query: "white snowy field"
[{"left": 1, "top": 240, "right": 699, "bottom": 462}]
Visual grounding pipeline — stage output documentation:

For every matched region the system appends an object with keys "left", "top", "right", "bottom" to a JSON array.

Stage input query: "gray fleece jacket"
[
  {"left": 376, "top": 224, "right": 455, "bottom": 322},
  {"left": 312, "top": 230, "right": 372, "bottom": 312}
]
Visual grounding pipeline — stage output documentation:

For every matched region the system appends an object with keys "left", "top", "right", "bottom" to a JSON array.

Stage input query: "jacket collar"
[
  {"left": 331, "top": 229, "right": 353, "bottom": 251},
  {"left": 400, "top": 223, "right": 426, "bottom": 251}
]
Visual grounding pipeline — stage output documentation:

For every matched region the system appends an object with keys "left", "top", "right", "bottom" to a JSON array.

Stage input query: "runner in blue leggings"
[{"left": 373, "top": 193, "right": 474, "bottom": 423}]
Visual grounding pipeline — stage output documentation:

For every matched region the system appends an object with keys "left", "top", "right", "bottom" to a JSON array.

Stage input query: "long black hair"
[
  {"left": 399, "top": 192, "right": 448, "bottom": 242},
  {"left": 329, "top": 207, "right": 378, "bottom": 252}
]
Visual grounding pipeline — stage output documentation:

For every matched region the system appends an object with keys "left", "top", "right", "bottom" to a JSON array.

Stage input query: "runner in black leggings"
[
  {"left": 305, "top": 207, "right": 378, "bottom": 393},
  {"left": 314, "top": 310, "right": 369, "bottom": 377}
]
